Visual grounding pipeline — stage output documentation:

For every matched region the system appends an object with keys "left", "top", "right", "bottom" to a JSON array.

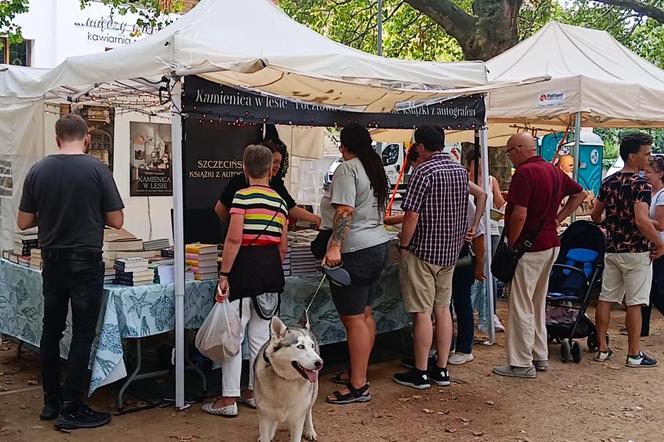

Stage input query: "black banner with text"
[
  {"left": 183, "top": 76, "right": 485, "bottom": 130},
  {"left": 182, "top": 119, "right": 262, "bottom": 243}
]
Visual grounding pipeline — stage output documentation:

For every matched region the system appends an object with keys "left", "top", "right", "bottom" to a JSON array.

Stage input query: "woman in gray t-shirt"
[{"left": 321, "top": 124, "right": 390, "bottom": 405}]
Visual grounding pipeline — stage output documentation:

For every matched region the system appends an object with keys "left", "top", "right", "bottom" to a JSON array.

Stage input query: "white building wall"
[{"left": 16, "top": 0, "right": 175, "bottom": 242}]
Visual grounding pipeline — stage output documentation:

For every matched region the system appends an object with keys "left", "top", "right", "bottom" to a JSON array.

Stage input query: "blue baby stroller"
[{"left": 546, "top": 221, "right": 606, "bottom": 363}]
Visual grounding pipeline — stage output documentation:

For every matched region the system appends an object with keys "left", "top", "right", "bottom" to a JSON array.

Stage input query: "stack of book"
[
  {"left": 14, "top": 230, "right": 39, "bottom": 257},
  {"left": 161, "top": 247, "right": 175, "bottom": 259},
  {"left": 2, "top": 250, "right": 31, "bottom": 267},
  {"left": 114, "top": 258, "right": 153, "bottom": 286},
  {"left": 143, "top": 238, "right": 170, "bottom": 251},
  {"left": 30, "top": 249, "right": 42, "bottom": 270},
  {"left": 185, "top": 243, "right": 219, "bottom": 281},
  {"left": 150, "top": 260, "right": 196, "bottom": 284},
  {"left": 285, "top": 230, "right": 319, "bottom": 276}
]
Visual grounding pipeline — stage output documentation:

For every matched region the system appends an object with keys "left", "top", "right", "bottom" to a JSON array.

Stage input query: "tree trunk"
[
  {"left": 405, "top": 0, "right": 523, "bottom": 61},
  {"left": 467, "top": 0, "right": 522, "bottom": 60}
]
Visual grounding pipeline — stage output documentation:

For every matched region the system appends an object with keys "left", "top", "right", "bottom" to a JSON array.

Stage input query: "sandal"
[
  {"left": 331, "top": 370, "right": 351, "bottom": 386},
  {"left": 326, "top": 383, "right": 372, "bottom": 405}
]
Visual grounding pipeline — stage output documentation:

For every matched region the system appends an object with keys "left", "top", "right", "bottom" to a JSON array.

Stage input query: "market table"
[{"left": 0, "top": 259, "right": 406, "bottom": 399}]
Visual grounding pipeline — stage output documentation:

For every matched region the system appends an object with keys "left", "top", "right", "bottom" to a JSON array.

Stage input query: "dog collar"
[{"left": 262, "top": 349, "right": 271, "bottom": 367}]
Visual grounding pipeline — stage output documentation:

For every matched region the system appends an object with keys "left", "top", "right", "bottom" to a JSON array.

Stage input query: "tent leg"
[
  {"left": 170, "top": 78, "right": 187, "bottom": 410},
  {"left": 479, "top": 127, "right": 496, "bottom": 344},
  {"left": 571, "top": 112, "right": 582, "bottom": 223}
]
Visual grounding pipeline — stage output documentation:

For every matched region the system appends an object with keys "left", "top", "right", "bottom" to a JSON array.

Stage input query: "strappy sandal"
[
  {"left": 326, "top": 383, "right": 372, "bottom": 405},
  {"left": 331, "top": 370, "right": 351, "bottom": 386}
]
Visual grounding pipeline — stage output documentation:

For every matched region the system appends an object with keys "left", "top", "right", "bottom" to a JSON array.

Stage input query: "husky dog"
[{"left": 254, "top": 316, "right": 323, "bottom": 442}]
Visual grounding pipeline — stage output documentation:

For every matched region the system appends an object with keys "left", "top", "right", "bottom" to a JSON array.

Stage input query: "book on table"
[
  {"left": 104, "top": 250, "right": 159, "bottom": 259},
  {"left": 114, "top": 269, "right": 154, "bottom": 279},
  {"left": 143, "top": 238, "right": 170, "bottom": 251},
  {"left": 114, "top": 258, "right": 149, "bottom": 272},
  {"left": 185, "top": 243, "right": 218, "bottom": 255},
  {"left": 104, "top": 239, "right": 144, "bottom": 252}
]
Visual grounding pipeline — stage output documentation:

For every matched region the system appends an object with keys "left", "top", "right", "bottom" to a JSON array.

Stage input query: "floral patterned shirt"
[{"left": 598, "top": 172, "right": 652, "bottom": 253}]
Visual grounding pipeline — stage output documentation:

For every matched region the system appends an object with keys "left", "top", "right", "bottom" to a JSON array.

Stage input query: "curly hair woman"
[{"left": 215, "top": 139, "right": 320, "bottom": 227}]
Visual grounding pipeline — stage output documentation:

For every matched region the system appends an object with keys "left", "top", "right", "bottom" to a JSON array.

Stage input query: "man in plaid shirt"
[{"left": 393, "top": 126, "right": 469, "bottom": 390}]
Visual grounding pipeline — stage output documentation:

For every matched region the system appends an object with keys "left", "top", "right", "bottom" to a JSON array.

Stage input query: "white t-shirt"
[
  {"left": 651, "top": 188, "right": 664, "bottom": 241},
  {"left": 467, "top": 197, "right": 485, "bottom": 238}
]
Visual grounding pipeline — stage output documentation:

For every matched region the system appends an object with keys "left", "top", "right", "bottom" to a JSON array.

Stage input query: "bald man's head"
[{"left": 505, "top": 132, "right": 537, "bottom": 166}]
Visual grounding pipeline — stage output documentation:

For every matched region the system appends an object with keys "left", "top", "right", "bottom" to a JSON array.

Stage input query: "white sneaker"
[
  {"left": 494, "top": 315, "right": 505, "bottom": 332},
  {"left": 448, "top": 352, "right": 474, "bottom": 365}
]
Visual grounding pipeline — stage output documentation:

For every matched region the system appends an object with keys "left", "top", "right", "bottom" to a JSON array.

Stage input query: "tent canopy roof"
[
  {"left": 486, "top": 21, "right": 664, "bottom": 128},
  {"left": 0, "top": 0, "right": 495, "bottom": 113}
]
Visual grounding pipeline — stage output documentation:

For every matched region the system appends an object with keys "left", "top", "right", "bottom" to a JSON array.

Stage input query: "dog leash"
[{"left": 305, "top": 274, "right": 327, "bottom": 315}]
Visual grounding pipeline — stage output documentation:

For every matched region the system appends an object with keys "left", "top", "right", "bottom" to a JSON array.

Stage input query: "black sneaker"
[
  {"left": 55, "top": 403, "right": 112, "bottom": 430},
  {"left": 626, "top": 352, "right": 658, "bottom": 368},
  {"left": 393, "top": 369, "right": 431, "bottom": 390},
  {"left": 429, "top": 366, "right": 451, "bottom": 387},
  {"left": 40, "top": 398, "right": 61, "bottom": 421},
  {"left": 400, "top": 355, "right": 436, "bottom": 370}
]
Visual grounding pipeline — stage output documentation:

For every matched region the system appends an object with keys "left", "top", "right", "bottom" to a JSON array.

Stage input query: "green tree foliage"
[{"left": 0, "top": 0, "right": 29, "bottom": 46}]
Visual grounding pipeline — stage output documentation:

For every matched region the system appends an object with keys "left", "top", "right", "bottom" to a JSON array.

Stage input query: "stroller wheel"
[
  {"left": 560, "top": 341, "right": 571, "bottom": 363},
  {"left": 571, "top": 342, "right": 582, "bottom": 363}
]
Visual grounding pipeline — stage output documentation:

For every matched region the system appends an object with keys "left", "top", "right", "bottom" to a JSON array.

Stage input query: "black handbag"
[
  {"left": 228, "top": 202, "right": 285, "bottom": 315},
  {"left": 491, "top": 232, "right": 524, "bottom": 284},
  {"left": 491, "top": 174, "right": 560, "bottom": 284}
]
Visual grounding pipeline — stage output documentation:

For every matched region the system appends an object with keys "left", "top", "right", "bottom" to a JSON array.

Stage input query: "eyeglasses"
[{"left": 505, "top": 145, "right": 518, "bottom": 156}]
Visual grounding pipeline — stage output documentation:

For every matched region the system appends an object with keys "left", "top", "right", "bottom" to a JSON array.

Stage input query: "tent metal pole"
[
  {"left": 377, "top": 0, "right": 383, "bottom": 56},
  {"left": 170, "top": 78, "right": 187, "bottom": 410},
  {"left": 571, "top": 112, "right": 581, "bottom": 222},
  {"left": 479, "top": 126, "right": 496, "bottom": 344}
]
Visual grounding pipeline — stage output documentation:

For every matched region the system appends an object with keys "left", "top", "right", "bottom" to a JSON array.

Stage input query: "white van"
[
  {"left": 322, "top": 142, "right": 461, "bottom": 192},
  {"left": 323, "top": 142, "right": 406, "bottom": 190}
]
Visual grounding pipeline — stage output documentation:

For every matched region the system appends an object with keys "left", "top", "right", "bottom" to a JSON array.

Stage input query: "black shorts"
[{"left": 330, "top": 242, "right": 389, "bottom": 316}]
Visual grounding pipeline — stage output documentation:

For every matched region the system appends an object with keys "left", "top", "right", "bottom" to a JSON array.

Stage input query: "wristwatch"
[
  {"left": 397, "top": 245, "right": 409, "bottom": 251},
  {"left": 219, "top": 271, "right": 231, "bottom": 277}
]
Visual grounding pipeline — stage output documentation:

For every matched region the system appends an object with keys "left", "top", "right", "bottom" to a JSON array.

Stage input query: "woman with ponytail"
[{"left": 320, "top": 123, "right": 390, "bottom": 405}]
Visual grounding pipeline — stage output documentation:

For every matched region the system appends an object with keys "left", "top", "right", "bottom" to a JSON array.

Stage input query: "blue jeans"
[
  {"left": 472, "top": 234, "right": 501, "bottom": 330},
  {"left": 452, "top": 260, "right": 476, "bottom": 354}
]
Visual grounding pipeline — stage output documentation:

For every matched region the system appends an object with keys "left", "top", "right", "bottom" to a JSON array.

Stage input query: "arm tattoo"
[{"left": 331, "top": 211, "right": 353, "bottom": 247}]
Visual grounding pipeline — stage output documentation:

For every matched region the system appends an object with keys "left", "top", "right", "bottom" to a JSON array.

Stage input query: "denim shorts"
[{"left": 329, "top": 242, "right": 389, "bottom": 316}]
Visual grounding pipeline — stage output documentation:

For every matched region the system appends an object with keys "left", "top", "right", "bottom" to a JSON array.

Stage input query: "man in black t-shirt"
[{"left": 18, "top": 114, "right": 124, "bottom": 430}]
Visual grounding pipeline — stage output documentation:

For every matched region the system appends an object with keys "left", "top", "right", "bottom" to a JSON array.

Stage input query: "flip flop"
[{"left": 323, "top": 264, "right": 351, "bottom": 287}]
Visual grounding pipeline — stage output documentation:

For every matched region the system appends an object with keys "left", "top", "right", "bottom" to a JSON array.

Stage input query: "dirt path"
[{"left": 2, "top": 309, "right": 663, "bottom": 441}]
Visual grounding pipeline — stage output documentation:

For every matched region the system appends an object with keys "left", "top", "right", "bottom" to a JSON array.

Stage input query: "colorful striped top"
[{"left": 230, "top": 185, "right": 288, "bottom": 246}]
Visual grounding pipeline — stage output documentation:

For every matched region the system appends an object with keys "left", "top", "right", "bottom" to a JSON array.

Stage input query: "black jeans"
[
  {"left": 40, "top": 250, "right": 104, "bottom": 404},
  {"left": 452, "top": 260, "right": 476, "bottom": 354},
  {"left": 641, "top": 257, "right": 664, "bottom": 337}
]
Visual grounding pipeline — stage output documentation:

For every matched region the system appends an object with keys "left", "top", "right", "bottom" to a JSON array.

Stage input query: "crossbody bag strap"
[
  {"left": 246, "top": 200, "right": 284, "bottom": 247},
  {"left": 516, "top": 169, "right": 562, "bottom": 257}
]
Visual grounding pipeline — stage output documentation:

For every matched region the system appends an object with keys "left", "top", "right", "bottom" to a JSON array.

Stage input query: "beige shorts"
[
  {"left": 599, "top": 252, "right": 653, "bottom": 306},
  {"left": 400, "top": 251, "right": 454, "bottom": 313}
]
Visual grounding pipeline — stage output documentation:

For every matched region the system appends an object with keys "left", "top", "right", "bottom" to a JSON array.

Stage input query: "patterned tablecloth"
[{"left": 0, "top": 259, "right": 406, "bottom": 395}]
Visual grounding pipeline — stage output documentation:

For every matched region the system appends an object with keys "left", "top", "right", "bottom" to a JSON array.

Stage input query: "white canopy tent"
[
  {"left": 370, "top": 23, "right": 664, "bottom": 148},
  {"left": 486, "top": 21, "right": 664, "bottom": 129},
  {"left": 0, "top": 0, "right": 511, "bottom": 409}
]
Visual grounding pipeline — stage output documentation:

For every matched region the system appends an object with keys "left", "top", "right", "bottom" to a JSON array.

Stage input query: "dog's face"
[{"left": 267, "top": 316, "right": 323, "bottom": 383}]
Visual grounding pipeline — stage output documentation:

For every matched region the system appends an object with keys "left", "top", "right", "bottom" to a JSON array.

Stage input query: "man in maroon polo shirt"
[{"left": 493, "top": 133, "right": 586, "bottom": 379}]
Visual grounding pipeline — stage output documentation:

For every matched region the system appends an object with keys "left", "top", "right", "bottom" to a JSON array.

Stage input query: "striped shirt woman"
[{"left": 230, "top": 186, "right": 288, "bottom": 246}]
